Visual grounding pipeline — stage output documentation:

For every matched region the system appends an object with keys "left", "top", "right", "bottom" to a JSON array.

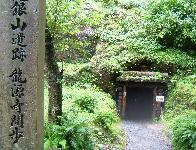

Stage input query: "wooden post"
[
  {"left": 0, "top": 0, "right": 45, "bottom": 149},
  {"left": 121, "top": 85, "right": 127, "bottom": 117}
]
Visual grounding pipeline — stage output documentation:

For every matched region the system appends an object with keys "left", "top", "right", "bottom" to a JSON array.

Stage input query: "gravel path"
[{"left": 122, "top": 121, "right": 172, "bottom": 150}]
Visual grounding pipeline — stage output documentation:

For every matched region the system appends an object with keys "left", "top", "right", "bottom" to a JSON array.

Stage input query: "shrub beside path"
[{"left": 122, "top": 121, "right": 172, "bottom": 150}]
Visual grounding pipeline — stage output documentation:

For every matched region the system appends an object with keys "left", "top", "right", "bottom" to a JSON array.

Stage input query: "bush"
[
  {"left": 44, "top": 86, "right": 125, "bottom": 149},
  {"left": 172, "top": 111, "right": 196, "bottom": 150},
  {"left": 165, "top": 75, "right": 196, "bottom": 119},
  {"left": 146, "top": 0, "right": 196, "bottom": 53},
  {"left": 44, "top": 111, "right": 96, "bottom": 150},
  {"left": 75, "top": 95, "right": 96, "bottom": 113}
]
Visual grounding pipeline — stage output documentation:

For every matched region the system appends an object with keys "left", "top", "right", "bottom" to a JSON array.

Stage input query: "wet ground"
[{"left": 122, "top": 120, "right": 172, "bottom": 150}]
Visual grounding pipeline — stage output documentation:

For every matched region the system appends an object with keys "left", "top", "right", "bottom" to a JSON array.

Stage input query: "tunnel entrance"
[
  {"left": 116, "top": 71, "right": 169, "bottom": 120},
  {"left": 125, "top": 87, "right": 153, "bottom": 120}
]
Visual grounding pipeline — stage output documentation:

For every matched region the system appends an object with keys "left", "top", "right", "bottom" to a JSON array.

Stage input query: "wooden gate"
[{"left": 117, "top": 82, "right": 167, "bottom": 120}]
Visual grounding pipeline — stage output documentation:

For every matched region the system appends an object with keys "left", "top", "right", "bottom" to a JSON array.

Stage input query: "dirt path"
[{"left": 122, "top": 120, "right": 172, "bottom": 150}]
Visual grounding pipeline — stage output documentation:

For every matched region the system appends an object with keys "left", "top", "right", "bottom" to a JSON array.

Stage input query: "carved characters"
[{"left": 9, "top": 0, "right": 28, "bottom": 144}]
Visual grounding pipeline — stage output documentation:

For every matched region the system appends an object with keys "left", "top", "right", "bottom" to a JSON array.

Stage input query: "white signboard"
[{"left": 156, "top": 96, "right": 165, "bottom": 102}]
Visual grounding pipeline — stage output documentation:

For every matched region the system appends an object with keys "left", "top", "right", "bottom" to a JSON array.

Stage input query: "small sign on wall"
[{"left": 156, "top": 96, "right": 164, "bottom": 102}]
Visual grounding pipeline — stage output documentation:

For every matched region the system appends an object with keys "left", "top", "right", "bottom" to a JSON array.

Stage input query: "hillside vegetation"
[{"left": 45, "top": 0, "right": 196, "bottom": 149}]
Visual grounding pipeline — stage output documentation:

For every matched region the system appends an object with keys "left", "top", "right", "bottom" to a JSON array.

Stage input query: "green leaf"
[
  {"left": 44, "top": 139, "right": 51, "bottom": 150},
  {"left": 59, "top": 140, "right": 67, "bottom": 148}
]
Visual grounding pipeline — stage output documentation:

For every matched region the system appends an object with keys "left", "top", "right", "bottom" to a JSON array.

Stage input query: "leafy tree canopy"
[
  {"left": 145, "top": 0, "right": 196, "bottom": 53},
  {"left": 89, "top": 0, "right": 196, "bottom": 75},
  {"left": 46, "top": 0, "right": 105, "bottom": 62}
]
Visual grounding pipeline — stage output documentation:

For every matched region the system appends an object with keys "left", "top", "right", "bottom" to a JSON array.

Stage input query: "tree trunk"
[{"left": 45, "top": 28, "right": 63, "bottom": 124}]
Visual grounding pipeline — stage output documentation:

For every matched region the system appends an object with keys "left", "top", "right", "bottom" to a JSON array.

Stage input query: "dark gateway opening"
[{"left": 125, "top": 87, "right": 154, "bottom": 120}]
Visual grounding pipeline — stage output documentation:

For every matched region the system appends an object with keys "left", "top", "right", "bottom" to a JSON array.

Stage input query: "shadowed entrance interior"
[{"left": 125, "top": 87, "right": 153, "bottom": 120}]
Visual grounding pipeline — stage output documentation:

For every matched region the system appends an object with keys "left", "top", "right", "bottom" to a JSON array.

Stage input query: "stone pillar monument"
[{"left": 0, "top": 0, "right": 45, "bottom": 149}]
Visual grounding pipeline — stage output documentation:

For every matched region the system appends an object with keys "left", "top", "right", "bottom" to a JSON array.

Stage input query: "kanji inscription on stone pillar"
[{"left": 0, "top": 0, "right": 45, "bottom": 149}]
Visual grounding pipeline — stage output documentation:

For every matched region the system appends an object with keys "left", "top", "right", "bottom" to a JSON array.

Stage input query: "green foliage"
[
  {"left": 87, "top": 0, "right": 196, "bottom": 98},
  {"left": 46, "top": 0, "right": 105, "bottom": 62},
  {"left": 46, "top": 0, "right": 196, "bottom": 149},
  {"left": 118, "top": 0, "right": 148, "bottom": 9},
  {"left": 44, "top": 114, "right": 95, "bottom": 150},
  {"left": 95, "top": 112, "right": 119, "bottom": 131},
  {"left": 146, "top": 0, "right": 196, "bottom": 53},
  {"left": 117, "top": 71, "right": 168, "bottom": 82},
  {"left": 75, "top": 95, "right": 96, "bottom": 113},
  {"left": 172, "top": 111, "right": 196, "bottom": 150},
  {"left": 165, "top": 75, "right": 196, "bottom": 119},
  {"left": 89, "top": 0, "right": 196, "bottom": 75},
  {"left": 44, "top": 124, "right": 69, "bottom": 149},
  {"left": 44, "top": 86, "right": 125, "bottom": 149},
  {"left": 61, "top": 63, "right": 97, "bottom": 87}
]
